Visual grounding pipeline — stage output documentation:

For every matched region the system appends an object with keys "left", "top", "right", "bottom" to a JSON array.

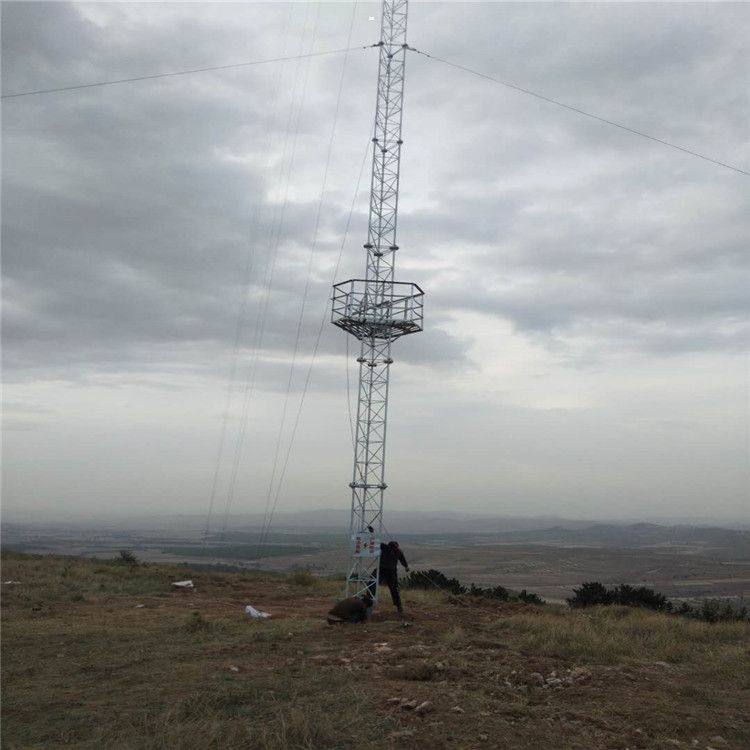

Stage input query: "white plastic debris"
[
  {"left": 171, "top": 580, "right": 194, "bottom": 589},
  {"left": 2, "top": 581, "right": 21, "bottom": 585},
  {"left": 134, "top": 604, "right": 145, "bottom": 608},
  {"left": 245, "top": 604, "right": 271, "bottom": 620}
]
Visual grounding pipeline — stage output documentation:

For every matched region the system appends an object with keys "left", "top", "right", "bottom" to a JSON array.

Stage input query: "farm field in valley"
[{"left": 3, "top": 514, "right": 748, "bottom": 605}]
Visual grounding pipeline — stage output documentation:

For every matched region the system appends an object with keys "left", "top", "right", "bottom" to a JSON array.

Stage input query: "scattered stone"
[
  {"left": 479, "top": 734, "right": 489, "bottom": 741},
  {"left": 386, "top": 697, "right": 402, "bottom": 705},
  {"left": 709, "top": 738, "right": 727, "bottom": 746},
  {"left": 400, "top": 699, "right": 418, "bottom": 710},
  {"left": 451, "top": 706, "right": 465, "bottom": 714},
  {"left": 569, "top": 667, "right": 593, "bottom": 684},
  {"left": 376, "top": 645, "right": 393, "bottom": 653},
  {"left": 546, "top": 677, "right": 563, "bottom": 688},
  {"left": 134, "top": 604, "right": 145, "bottom": 609},
  {"left": 435, "top": 661, "right": 446, "bottom": 671},
  {"left": 664, "top": 741, "right": 682, "bottom": 748},
  {"left": 228, "top": 665, "right": 240, "bottom": 673},
  {"left": 528, "top": 672, "right": 545, "bottom": 686},
  {"left": 416, "top": 700, "right": 433, "bottom": 716}
]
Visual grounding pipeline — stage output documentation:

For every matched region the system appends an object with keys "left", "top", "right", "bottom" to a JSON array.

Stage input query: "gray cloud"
[
  {"left": 1, "top": 2, "right": 747, "bottom": 521},
  {"left": 3, "top": 2, "right": 748, "bottom": 380}
]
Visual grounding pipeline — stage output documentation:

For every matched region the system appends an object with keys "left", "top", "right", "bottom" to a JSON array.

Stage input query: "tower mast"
[{"left": 332, "top": 0, "right": 423, "bottom": 604}]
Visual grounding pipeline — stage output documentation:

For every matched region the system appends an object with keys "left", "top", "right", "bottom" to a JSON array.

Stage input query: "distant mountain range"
[{"left": 485, "top": 522, "right": 750, "bottom": 556}]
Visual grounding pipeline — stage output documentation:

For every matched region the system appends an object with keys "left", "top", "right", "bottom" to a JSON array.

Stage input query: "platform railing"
[{"left": 332, "top": 279, "right": 424, "bottom": 340}]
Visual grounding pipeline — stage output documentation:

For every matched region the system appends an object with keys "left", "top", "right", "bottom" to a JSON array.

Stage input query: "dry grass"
[
  {"left": 3, "top": 552, "right": 749, "bottom": 749},
  {"left": 494, "top": 605, "right": 749, "bottom": 667},
  {"left": 286, "top": 568, "right": 318, "bottom": 588}
]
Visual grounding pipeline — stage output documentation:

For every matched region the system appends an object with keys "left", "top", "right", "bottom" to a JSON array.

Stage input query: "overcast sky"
[{"left": 2, "top": 1, "right": 748, "bottom": 525}]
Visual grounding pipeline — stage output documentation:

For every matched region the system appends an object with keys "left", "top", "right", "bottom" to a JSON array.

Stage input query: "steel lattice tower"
[{"left": 332, "top": 0, "right": 423, "bottom": 603}]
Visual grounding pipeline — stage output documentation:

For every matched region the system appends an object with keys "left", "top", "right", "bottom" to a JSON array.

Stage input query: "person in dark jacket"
[
  {"left": 379, "top": 541, "right": 409, "bottom": 614},
  {"left": 327, "top": 592, "right": 373, "bottom": 625}
]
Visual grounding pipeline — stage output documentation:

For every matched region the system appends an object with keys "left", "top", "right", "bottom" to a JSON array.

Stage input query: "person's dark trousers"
[{"left": 380, "top": 570, "right": 402, "bottom": 611}]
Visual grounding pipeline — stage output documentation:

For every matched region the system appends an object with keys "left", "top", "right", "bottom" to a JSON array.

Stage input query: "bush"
[
  {"left": 567, "top": 583, "right": 750, "bottom": 622},
  {"left": 567, "top": 581, "right": 614, "bottom": 608},
  {"left": 568, "top": 582, "right": 670, "bottom": 611},
  {"left": 677, "top": 599, "right": 749, "bottom": 623},
  {"left": 468, "top": 583, "right": 511, "bottom": 601},
  {"left": 402, "top": 569, "right": 465, "bottom": 594},
  {"left": 114, "top": 550, "right": 139, "bottom": 566},
  {"left": 517, "top": 589, "right": 545, "bottom": 605},
  {"left": 402, "top": 568, "right": 541, "bottom": 603},
  {"left": 614, "top": 584, "right": 670, "bottom": 611}
]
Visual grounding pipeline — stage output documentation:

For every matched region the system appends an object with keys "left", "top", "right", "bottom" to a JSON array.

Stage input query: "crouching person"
[{"left": 327, "top": 592, "right": 373, "bottom": 625}]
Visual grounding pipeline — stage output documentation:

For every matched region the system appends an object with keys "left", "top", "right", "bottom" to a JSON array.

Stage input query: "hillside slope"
[{"left": 2, "top": 553, "right": 748, "bottom": 749}]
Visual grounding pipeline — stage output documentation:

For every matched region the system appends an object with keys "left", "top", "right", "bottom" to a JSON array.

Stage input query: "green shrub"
[
  {"left": 568, "top": 582, "right": 670, "bottom": 611},
  {"left": 403, "top": 568, "right": 542, "bottom": 604},
  {"left": 567, "top": 581, "right": 614, "bottom": 607},
  {"left": 677, "top": 599, "right": 749, "bottom": 623},
  {"left": 402, "top": 569, "right": 465, "bottom": 594},
  {"left": 615, "top": 584, "right": 670, "bottom": 611},
  {"left": 568, "top": 582, "right": 749, "bottom": 622},
  {"left": 517, "top": 589, "right": 545, "bottom": 605},
  {"left": 469, "top": 583, "right": 511, "bottom": 601},
  {"left": 114, "top": 550, "right": 139, "bottom": 566}
]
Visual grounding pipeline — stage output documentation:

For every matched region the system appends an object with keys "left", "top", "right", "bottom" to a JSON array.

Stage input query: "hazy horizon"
[
  {"left": 2, "top": 506, "right": 747, "bottom": 532},
  {"left": 2, "top": 2, "right": 748, "bottom": 525}
]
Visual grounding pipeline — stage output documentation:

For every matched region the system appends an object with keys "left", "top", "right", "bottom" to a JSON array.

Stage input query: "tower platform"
[{"left": 331, "top": 278, "right": 424, "bottom": 341}]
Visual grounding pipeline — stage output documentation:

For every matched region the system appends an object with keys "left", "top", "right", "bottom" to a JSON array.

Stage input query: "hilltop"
[{"left": 2, "top": 552, "right": 749, "bottom": 749}]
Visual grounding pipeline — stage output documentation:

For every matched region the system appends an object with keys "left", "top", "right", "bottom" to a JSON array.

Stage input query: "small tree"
[{"left": 116, "top": 550, "right": 139, "bottom": 566}]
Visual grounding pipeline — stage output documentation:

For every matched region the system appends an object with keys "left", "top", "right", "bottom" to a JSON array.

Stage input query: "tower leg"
[{"left": 346, "top": 337, "right": 391, "bottom": 601}]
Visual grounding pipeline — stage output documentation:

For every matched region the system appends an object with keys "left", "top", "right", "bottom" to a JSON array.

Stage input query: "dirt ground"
[{"left": 2, "top": 553, "right": 749, "bottom": 749}]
